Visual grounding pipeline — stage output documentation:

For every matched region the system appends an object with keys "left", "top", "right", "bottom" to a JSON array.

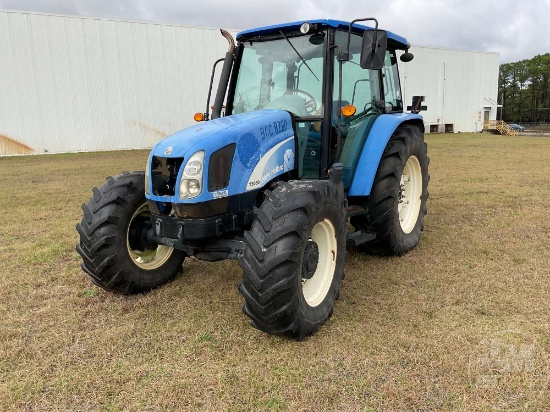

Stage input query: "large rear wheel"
[
  {"left": 239, "top": 179, "right": 347, "bottom": 340},
  {"left": 351, "top": 125, "right": 429, "bottom": 255},
  {"left": 76, "top": 172, "right": 186, "bottom": 294}
]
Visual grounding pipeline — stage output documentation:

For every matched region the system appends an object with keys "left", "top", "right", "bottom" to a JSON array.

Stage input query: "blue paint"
[
  {"left": 347, "top": 113, "right": 424, "bottom": 197},
  {"left": 237, "top": 19, "right": 409, "bottom": 50},
  {"left": 245, "top": 137, "right": 294, "bottom": 191},
  {"left": 237, "top": 132, "right": 261, "bottom": 168},
  {"left": 146, "top": 110, "right": 294, "bottom": 204}
]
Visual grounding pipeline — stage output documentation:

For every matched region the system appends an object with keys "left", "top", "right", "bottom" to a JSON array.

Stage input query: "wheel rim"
[
  {"left": 398, "top": 155, "right": 422, "bottom": 234},
  {"left": 302, "top": 219, "right": 337, "bottom": 307},
  {"left": 127, "top": 203, "right": 174, "bottom": 270}
]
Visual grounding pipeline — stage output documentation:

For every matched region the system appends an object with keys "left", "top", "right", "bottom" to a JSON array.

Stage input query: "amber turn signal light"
[
  {"left": 194, "top": 112, "right": 204, "bottom": 122},
  {"left": 341, "top": 105, "right": 356, "bottom": 117}
]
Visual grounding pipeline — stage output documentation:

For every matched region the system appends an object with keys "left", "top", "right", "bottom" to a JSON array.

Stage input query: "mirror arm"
[{"left": 343, "top": 17, "right": 379, "bottom": 62}]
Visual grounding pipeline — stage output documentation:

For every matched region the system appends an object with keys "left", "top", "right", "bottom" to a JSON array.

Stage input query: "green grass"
[{"left": 1, "top": 134, "right": 549, "bottom": 410}]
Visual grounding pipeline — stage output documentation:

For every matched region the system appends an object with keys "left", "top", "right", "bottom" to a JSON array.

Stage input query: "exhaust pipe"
[{"left": 211, "top": 30, "right": 235, "bottom": 119}]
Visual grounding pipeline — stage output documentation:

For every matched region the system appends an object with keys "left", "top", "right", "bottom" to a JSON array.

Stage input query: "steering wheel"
[{"left": 285, "top": 89, "right": 318, "bottom": 115}]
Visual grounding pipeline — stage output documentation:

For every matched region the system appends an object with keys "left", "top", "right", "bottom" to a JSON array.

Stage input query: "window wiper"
[{"left": 278, "top": 30, "right": 319, "bottom": 82}]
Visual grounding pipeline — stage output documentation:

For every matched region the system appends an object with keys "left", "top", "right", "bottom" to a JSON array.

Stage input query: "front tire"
[
  {"left": 76, "top": 172, "right": 186, "bottom": 294},
  {"left": 238, "top": 180, "right": 347, "bottom": 340},
  {"left": 351, "top": 125, "right": 429, "bottom": 256}
]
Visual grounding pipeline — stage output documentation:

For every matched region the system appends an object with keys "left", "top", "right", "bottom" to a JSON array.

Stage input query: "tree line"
[{"left": 498, "top": 53, "right": 550, "bottom": 123}]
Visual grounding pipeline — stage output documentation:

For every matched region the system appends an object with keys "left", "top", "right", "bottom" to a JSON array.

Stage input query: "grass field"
[{"left": 1, "top": 133, "right": 549, "bottom": 411}]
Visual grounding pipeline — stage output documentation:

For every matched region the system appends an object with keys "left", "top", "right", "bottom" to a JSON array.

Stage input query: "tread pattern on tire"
[
  {"left": 352, "top": 124, "right": 429, "bottom": 256},
  {"left": 238, "top": 180, "right": 346, "bottom": 340},
  {"left": 76, "top": 172, "right": 185, "bottom": 294}
]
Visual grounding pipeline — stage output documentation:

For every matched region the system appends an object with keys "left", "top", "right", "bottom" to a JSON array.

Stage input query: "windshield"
[{"left": 231, "top": 33, "right": 325, "bottom": 117}]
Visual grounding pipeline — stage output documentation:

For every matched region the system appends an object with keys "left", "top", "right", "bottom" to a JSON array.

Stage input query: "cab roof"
[{"left": 236, "top": 19, "right": 409, "bottom": 50}]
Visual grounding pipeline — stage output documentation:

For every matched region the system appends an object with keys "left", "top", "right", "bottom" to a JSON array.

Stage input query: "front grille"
[
  {"left": 208, "top": 143, "right": 236, "bottom": 191},
  {"left": 151, "top": 156, "right": 184, "bottom": 196}
]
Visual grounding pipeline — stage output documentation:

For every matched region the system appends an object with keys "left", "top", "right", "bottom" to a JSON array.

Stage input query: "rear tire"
[
  {"left": 76, "top": 172, "right": 185, "bottom": 294},
  {"left": 238, "top": 180, "right": 347, "bottom": 340},
  {"left": 351, "top": 125, "right": 429, "bottom": 255}
]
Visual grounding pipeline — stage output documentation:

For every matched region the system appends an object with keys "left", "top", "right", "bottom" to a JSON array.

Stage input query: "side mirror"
[
  {"left": 360, "top": 30, "right": 387, "bottom": 70},
  {"left": 400, "top": 51, "right": 414, "bottom": 62}
]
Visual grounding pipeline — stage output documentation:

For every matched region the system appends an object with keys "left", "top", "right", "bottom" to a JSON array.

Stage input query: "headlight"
[
  {"left": 179, "top": 151, "right": 205, "bottom": 199},
  {"left": 184, "top": 160, "right": 202, "bottom": 176},
  {"left": 188, "top": 179, "right": 200, "bottom": 194}
]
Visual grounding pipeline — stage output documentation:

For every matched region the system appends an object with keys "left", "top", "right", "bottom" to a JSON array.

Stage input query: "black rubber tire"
[
  {"left": 76, "top": 172, "right": 186, "bottom": 294},
  {"left": 351, "top": 125, "right": 429, "bottom": 256},
  {"left": 238, "top": 180, "right": 347, "bottom": 340}
]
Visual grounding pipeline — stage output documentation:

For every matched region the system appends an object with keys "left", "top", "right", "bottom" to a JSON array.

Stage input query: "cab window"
[
  {"left": 382, "top": 50, "right": 403, "bottom": 111},
  {"left": 232, "top": 35, "right": 325, "bottom": 118},
  {"left": 333, "top": 31, "right": 381, "bottom": 121}
]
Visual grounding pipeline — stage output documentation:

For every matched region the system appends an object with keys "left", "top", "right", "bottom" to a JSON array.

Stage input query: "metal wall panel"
[
  {"left": 0, "top": 11, "right": 236, "bottom": 155},
  {"left": 399, "top": 46, "right": 500, "bottom": 133},
  {"left": 1, "top": 11, "right": 500, "bottom": 155}
]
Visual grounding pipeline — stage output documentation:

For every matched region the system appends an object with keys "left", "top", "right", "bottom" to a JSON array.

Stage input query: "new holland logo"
[{"left": 164, "top": 146, "right": 173, "bottom": 155}]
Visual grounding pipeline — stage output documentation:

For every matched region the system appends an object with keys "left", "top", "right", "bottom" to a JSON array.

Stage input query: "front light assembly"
[{"left": 179, "top": 150, "right": 205, "bottom": 199}]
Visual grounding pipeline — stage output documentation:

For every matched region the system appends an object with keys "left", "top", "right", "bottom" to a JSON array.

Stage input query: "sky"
[{"left": 0, "top": 0, "right": 548, "bottom": 63}]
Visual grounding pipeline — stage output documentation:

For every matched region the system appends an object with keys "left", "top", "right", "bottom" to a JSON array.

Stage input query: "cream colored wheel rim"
[
  {"left": 127, "top": 203, "right": 174, "bottom": 270},
  {"left": 398, "top": 155, "right": 422, "bottom": 234},
  {"left": 302, "top": 219, "right": 337, "bottom": 307}
]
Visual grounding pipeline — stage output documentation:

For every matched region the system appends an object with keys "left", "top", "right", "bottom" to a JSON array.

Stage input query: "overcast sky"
[{"left": 1, "top": 0, "right": 548, "bottom": 63}]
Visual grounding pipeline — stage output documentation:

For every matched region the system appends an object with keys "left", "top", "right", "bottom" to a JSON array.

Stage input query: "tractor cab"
[{"left": 211, "top": 19, "right": 413, "bottom": 185}]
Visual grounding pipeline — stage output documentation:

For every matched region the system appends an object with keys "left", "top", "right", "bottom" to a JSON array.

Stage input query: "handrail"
[{"left": 483, "top": 120, "right": 518, "bottom": 136}]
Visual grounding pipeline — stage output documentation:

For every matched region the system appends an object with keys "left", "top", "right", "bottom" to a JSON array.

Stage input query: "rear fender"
[{"left": 348, "top": 113, "right": 423, "bottom": 196}]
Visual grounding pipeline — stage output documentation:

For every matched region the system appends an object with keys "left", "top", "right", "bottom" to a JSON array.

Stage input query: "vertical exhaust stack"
[{"left": 211, "top": 30, "right": 235, "bottom": 119}]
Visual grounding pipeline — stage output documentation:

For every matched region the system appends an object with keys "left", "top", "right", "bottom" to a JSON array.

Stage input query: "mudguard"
[
  {"left": 347, "top": 113, "right": 423, "bottom": 197},
  {"left": 146, "top": 110, "right": 295, "bottom": 204}
]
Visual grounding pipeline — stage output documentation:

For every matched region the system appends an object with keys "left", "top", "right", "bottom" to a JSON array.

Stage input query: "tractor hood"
[{"left": 146, "top": 109, "right": 296, "bottom": 205}]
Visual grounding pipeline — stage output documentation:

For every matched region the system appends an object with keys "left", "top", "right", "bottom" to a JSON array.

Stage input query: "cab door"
[{"left": 332, "top": 31, "right": 382, "bottom": 186}]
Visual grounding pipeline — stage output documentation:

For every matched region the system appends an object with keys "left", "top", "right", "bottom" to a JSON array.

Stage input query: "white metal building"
[
  {"left": 0, "top": 10, "right": 500, "bottom": 155},
  {"left": 399, "top": 46, "right": 500, "bottom": 134},
  {"left": 0, "top": 10, "right": 236, "bottom": 155}
]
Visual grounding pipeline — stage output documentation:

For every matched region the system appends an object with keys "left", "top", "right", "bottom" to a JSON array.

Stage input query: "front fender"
[{"left": 347, "top": 113, "right": 423, "bottom": 196}]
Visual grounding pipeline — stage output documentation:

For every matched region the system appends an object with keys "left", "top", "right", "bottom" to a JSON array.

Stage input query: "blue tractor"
[{"left": 77, "top": 18, "right": 428, "bottom": 339}]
